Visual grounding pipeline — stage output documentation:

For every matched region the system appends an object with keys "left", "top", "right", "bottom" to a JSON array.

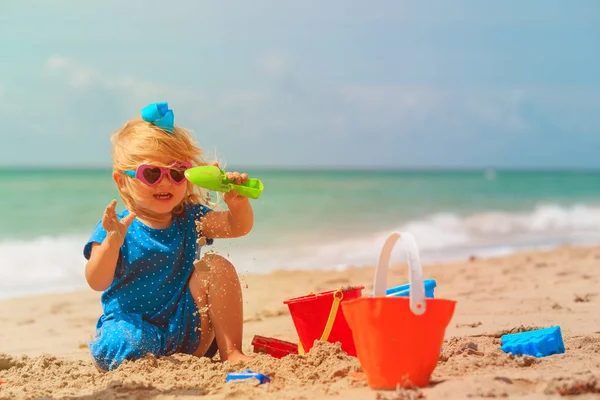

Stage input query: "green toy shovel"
[{"left": 184, "top": 166, "right": 264, "bottom": 199}]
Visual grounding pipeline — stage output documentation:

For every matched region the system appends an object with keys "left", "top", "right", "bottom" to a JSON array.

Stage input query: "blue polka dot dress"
[{"left": 83, "top": 203, "right": 217, "bottom": 371}]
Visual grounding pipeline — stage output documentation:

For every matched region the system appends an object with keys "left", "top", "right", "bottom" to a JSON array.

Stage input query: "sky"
[{"left": 1, "top": 0, "right": 599, "bottom": 169}]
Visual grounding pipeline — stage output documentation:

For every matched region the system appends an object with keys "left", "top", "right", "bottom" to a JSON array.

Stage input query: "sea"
[{"left": 2, "top": 168, "right": 600, "bottom": 300}]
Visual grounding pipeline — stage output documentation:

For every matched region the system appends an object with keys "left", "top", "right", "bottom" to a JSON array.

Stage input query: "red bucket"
[
  {"left": 283, "top": 285, "right": 364, "bottom": 356},
  {"left": 342, "top": 232, "right": 456, "bottom": 389}
]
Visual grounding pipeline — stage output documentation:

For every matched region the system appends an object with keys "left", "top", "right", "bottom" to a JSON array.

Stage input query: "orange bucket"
[
  {"left": 342, "top": 232, "right": 456, "bottom": 389},
  {"left": 283, "top": 286, "right": 364, "bottom": 356}
]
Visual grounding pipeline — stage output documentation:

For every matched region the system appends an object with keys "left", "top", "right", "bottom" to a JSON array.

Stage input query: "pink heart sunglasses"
[{"left": 123, "top": 162, "right": 192, "bottom": 187}]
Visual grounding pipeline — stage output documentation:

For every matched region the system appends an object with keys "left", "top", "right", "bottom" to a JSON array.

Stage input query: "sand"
[{"left": 1, "top": 244, "right": 599, "bottom": 399}]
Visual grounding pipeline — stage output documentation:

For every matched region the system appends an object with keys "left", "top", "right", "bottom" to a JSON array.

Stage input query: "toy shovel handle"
[
  {"left": 225, "top": 178, "right": 264, "bottom": 200},
  {"left": 372, "top": 232, "right": 426, "bottom": 315},
  {"left": 184, "top": 166, "right": 264, "bottom": 199}
]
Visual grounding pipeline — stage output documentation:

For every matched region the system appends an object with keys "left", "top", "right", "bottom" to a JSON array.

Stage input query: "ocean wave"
[
  {"left": 2, "top": 203, "right": 600, "bottom": 299},
  {"left": 0, "top": 235, "right": 89, "bottom": 300},
  {"left": 219, "top": 202, "right": 600, "bottom": 273},
  {"left": 402, "top": 203, "right": 600, "bottom": 250}
]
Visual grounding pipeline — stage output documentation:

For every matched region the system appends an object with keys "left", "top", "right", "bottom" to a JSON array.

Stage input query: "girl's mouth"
[{"left": 153, "top": 192, "right": 173, "bottom": 200}]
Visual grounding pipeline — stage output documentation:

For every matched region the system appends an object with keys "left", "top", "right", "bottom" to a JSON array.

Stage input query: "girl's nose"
[{"left": 156, "top": 171, "right": 172, "bottom": 186}]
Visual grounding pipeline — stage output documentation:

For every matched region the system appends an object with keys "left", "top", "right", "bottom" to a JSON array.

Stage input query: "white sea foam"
[
  {"left": 2, "top": 203, "right": 600, "bottom": 300},
  {"left": 219, "top": 202, "right": 600, "bottom": 273}
]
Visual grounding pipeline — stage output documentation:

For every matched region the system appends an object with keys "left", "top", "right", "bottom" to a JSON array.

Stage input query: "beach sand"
[{"left": 1, "top": 245, "right": 599, "bottom": 399}]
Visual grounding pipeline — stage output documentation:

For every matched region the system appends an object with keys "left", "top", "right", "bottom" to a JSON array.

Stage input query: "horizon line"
[{"left": 2, "top": 165, "right": 600, "bottom": 173}]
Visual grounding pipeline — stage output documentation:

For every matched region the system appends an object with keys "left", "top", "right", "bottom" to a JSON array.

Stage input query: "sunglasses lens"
[
  {"left": 169, "top": 168, "right": 187, "bottom": 183},
  {"left": 142, "top": 167, "right": 162, "bottom": 185}
]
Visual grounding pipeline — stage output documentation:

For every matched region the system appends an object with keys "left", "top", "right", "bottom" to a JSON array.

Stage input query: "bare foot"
[{"left": 224, "top": 350, "right": 254, "bottom": 364}]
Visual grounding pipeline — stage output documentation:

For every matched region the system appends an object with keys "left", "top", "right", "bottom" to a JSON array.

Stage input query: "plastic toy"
[
  {"left": 184, "top": 166, "right": 264, "bottom": 199},
  {"left": 341, "top": 231, "right": 457, "bottom": 389},
  {"left": 252, "top": 335, "right": 298, "bottom": 358},
  {"left": 386, "top": 278, "right": 437, "bottom": 298},
  {"left": 226, "top": 369, "right": 271, "bottom": 384},
  {"left": 283, "top": 286, "right": 364, "bottom": 356},
  {"left": 369, "top": 279, "right": 437, "bottom": 298},
  {"left": 501, "top": 326, "right": 565, "bottom": 358}
]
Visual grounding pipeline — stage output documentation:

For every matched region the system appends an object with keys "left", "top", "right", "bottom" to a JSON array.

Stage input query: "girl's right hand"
[{"left": 102, "top": 199, "right": 136, "bottom": 246}]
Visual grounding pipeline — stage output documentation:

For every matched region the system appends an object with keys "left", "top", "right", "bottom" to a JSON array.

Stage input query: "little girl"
[{"left": 83, "top": 102, "right": 254, "bottom": 371}]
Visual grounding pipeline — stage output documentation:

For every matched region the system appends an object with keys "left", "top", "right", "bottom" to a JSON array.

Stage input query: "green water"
[
  {"left": 2, "top": 168, "right": 600, "bottom": 243},
  {"left": 3, "top": 167, "right": 600, "bottom": 299}
]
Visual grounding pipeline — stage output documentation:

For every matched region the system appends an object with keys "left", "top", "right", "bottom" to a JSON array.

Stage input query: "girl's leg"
[
  {"left": 89, "top": 314, "right": 164, "bottom": 371},
  {"left": 188, "top": 254, "right": 253, "bottom": 363}
]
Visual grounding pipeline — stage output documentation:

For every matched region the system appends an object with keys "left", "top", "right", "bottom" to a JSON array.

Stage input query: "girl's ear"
[{"left": 113, "top": 171, "right": 126, "bottom": 191}]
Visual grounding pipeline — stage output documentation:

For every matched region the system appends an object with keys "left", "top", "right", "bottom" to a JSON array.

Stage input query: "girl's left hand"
[
  {"left": 224, "top": 170, "right": 249, "bottom": 185},
  {"left": 212, "top": 162, "right": 249, "bottom": 203}
]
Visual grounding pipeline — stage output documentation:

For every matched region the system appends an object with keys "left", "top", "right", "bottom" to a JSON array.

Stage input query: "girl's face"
[{"left": 117, "top": 158, "right": 191, "bottom": 216}]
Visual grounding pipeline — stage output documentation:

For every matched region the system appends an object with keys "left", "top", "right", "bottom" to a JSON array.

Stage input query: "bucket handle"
[
  {"left": 297, "top": 289, "right": 344, "bottom": 355},
  {"left": 372, "top": 232, "right": 426, "bottom": 315}
]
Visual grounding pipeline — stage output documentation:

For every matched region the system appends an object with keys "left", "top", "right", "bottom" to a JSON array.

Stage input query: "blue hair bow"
[{"left": 141, "top": 102, "right": 174, "bottom": 133}]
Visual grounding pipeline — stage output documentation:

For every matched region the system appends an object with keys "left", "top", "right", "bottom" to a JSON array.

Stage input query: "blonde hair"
[{"left": 110, "top": 116, "right": 213, "bottom": 219}]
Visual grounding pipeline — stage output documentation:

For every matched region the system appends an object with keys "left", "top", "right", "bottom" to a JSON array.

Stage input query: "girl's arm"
[
  {"left": 85, "top": 235, "right": 123, "bottom": 291},
  {"left": 85, "top": 200, "right": 136, "bottom": 291},
  {"left": 201, "top": 194, "right": 254, "bottom": 238}
]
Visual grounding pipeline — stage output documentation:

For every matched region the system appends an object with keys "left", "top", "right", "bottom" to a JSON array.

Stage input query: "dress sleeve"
[{"left": 83, "top": 220, "right": 108, "bottom": 260}]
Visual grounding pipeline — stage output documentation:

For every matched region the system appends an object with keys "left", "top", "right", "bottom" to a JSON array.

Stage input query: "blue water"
[{"left": 2, "top": 168, "right": 600, "bottom": 300}]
